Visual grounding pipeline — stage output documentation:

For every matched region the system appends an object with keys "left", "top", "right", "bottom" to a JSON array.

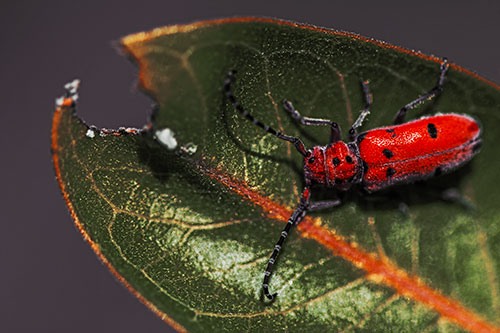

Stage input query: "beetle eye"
[{"left": 308, "top": 157, "right": 316, "bottom": 164}]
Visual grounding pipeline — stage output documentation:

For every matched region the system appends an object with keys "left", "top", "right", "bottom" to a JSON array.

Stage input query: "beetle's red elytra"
[
  {"left": 359, "top": 114, "right": 481, "bottom": 192},
  {"left": 224, "top": 59, "right": 482, "bottom": 300}
]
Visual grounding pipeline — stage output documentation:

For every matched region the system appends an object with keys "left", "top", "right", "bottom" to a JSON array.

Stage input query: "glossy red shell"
[{"left": 358, "top": 113, "right": 481, "bottom": 192}]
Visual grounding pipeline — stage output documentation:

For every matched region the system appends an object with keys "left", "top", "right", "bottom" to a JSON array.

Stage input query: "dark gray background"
[{"left": 2, "top": 1, "right": 499, "bottom": 332}]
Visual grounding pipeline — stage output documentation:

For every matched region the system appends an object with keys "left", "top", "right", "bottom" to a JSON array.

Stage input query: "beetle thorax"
[{"left": 304, "top": 142, "right": 362, "bottom": 190}]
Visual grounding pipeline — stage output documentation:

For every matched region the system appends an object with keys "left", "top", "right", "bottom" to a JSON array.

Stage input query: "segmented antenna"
[{"left": 224, "top": 71, "right": 308, "bottom": 157}]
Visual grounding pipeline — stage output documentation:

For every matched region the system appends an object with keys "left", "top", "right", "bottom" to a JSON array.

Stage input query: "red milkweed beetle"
[{"left": 224, "top": 59, "right": 482, "bottom": 300}]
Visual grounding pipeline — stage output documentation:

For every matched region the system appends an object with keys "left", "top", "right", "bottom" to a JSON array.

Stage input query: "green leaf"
[{"left": 52, "top": 18, "right": 500, "bottom": 332}]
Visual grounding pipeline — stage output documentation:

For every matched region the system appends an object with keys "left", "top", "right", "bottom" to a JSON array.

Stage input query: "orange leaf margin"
[{"left": 121, "top": 17, "right": 500, "bottom": 95}]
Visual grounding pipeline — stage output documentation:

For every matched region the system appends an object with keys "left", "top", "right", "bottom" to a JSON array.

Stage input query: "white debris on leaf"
[
  {"left": 88, "top": 126, "right": 142, "bottom": 137},
  {"left": 119, "top": 126, "right": 141, "bottom": 134},
  {"left": 64, "top": 79, "right": 80, "bottom": 95},
  {"left": 55, "top": 79, "right": 81, "bottom": 107},
  {"left": 155, "top": 128, "right": 178, "bottom": 150},
  {"left": 86, "top": 129, "right": 95, "bottom": 138},
  {"left": 180, "top": 143, "right": 197, "bottom": 155},
  {"left": 55, "top": 96, "right": 65, "bottom": 107}
]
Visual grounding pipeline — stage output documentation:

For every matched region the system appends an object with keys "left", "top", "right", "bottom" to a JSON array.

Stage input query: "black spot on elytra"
[
  {"left": 332, "top": 157, "right": 340, "bottom": 166},
  {"left": 386, "top": 128, "right": 396, "bottom": 138},
  {"left": 345, "top": 155, "right": 354, "bottom": 164},
  {"left": 427, "top": 123, "right": 438, "bottom": 139},
  {"left": 382, "top": 148, "right": 394, "bottom": 159},
  {"left": 386, "top": 167, "right": 396, "bottom": 177},
  {"left": 335, "top": 178, "right": 343, "bottom": 185},
  {"left": 435, "top": 167, "right": 442, "bottom": 177},
  {"left": 308, "top": 157, "right": 315, "bottom": 164}
]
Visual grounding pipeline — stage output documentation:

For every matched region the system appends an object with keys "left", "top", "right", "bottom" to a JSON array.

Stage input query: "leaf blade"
[{"left": 52, "top": 18, "right": 500, "bottom": 331}]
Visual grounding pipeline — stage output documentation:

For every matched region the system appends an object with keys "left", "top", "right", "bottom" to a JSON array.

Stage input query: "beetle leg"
[
  {"left": 349, "top": 78, "right": 372, "bottom": 141},
  {"left": 441, "top": 188, "right": 476, "bottom": 212},
  {"left": 283, "top": 99, "right": 342, "bottom": 143},
  {"left": 393, "top": 59, "right": 449, "bottom": 125},
  {"left": 308, "top": 199, "right": 342, "bottom": 211}
]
